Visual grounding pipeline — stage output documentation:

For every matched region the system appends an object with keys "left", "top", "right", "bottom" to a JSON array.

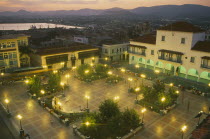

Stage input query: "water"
[{"left": 0, "top": 23, "right": 83, "bottom": 30}]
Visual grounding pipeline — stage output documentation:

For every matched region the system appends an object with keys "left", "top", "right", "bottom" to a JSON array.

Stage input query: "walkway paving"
[{"left": 0, "top": 69, "right": 209, "bottom": 139}]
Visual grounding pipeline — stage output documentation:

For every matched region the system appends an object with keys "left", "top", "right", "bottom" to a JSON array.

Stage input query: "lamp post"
[
  {"left": 17, "top": 114, "right": 24, "bottom": 137},
  {"left": 181, "top": 125, "right": 187, "bottom": 139},
  {"left": 128, "top": 78, "right": 133, "bottom": 89},
  {"left": 60, "top": 82, "right": 65, "bottom": 96},
  {"left": 169, "top": 83, "right": 174, "bottom": 87},
  {"left": 135, "top": 64, "right": 140, "bottom": 73},
  {"left": 135, "top": 87, "right": 140, "bottom": 100},
  {"left": 108, "top": 71, "right": 112, "bottom": 76},
  {"left": 161, "top": 97, "right": 166, "bottom": 110},
  {"left": 154, "top": 70, "right": 160, "bottom": 79},
  {"left": 114, "top": 96, "right": 120, "bottom": 101},
  {"left": 4, "top": 99, "right": 10, "bottom": 114},
  {"left": 197, "top": 111, "right": 203, "bottom": 126},
  {"left": 85, "top": 96, "right": 90, "bottom": 112},
  {"left": 25, "top": 80, "right": 29, "bottom": 84},
  {"left": 53, "top": 70, "right": 58, "bottom": 74},
  {"left": 141, "top": 108, "right": 146, "bottom": 124},
  {"left": 140, "top": 74, "right": 146, "bottom": 85},
  {"left": 40, "top": 90, "right": 45, "bottom": 95},
  {"left": 65, "top": 74, "right": 70, "bottom": 84}
]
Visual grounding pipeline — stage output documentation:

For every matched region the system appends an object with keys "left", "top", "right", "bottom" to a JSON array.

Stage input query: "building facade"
[
  {"left": 101, "top": 43, "right": 129, "bottom": 61},
  {"left": 129, "top": 22, "right": 210, "bottom": 84},
  {"left": 30, "top": 43, "right": 99, "bottom": 70},
  {"left": 0, "top": 34, "right": 30, "bottom": 72}
]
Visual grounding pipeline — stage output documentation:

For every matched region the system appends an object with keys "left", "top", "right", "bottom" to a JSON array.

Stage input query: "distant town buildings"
[
  {"left": 74, "top": 36, "right": 89, "bottom": 44},
  {"left": 0, "top": 34, "right": 30, "bottom": 72},
  {"left": 129, "top": 22, "right": 210, "bottom": 83}
]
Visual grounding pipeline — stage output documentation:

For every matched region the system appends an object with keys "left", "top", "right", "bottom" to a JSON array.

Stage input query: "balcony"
[
  {"left": 128, "top": 51, "right": 146, "bottom": 56},
  {"left": 158, "top": 56, "right": 182, "bottom": 64},
  {"left": 201, "top": 64, "right": 210, "bottom": 69}
]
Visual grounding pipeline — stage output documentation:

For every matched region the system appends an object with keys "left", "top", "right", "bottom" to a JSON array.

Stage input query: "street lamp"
[
  {"left": 176, "top": 90, "right": 179, "bottom": 94},
  {"left": 105, "top": 57, "right": 108, "bottom": 61},
  {"left": 208, "top": 83, "right": 210, "bottom": 87},
  {"left": 40, "top": 90, "right": 45, "bottom": 95},
  {"left": 141, "top": 108, "right": 146, "bottom": 124},
  {"left": 169, "top": 83, "right": 174, "bottom": 87},
  {"left": 17, "top": 114, "right": 24, "bottom": 137},
  {"left": 4, "top": 99, "right": 10, "bottom": 114},
  {"left": 108, "top": 71, "right": 112, "bottom": 75},
  {"left": 140, "top": 74, "right": 146, "bottom": 85},
  {"left": 104, "top": 64, "right": 107, "bottom": 67},
  {"left": 85, "top": 70, "right": 89, "bottom": 74},
  {"left": 85, "top": 96, "right": 90, "bottom": 111},
  {"left": 114, "top": 96, "right": 120, "bottom": 101},
  {"left": 60, "top": 82, "right": 65, "bottom": 96},
  {"left": 65, "top": 74, "right": 70, "bottom": 84},
  {"left": 25, "top": 80, "right": 29, "bottom": 84},
  {"left": 154, "top": 70, "right": 160, "bottom": 79},
  {"left": 161, "top": 97, "right": 166, "bottom": 110},
  {"left": 1, "top": 72, "right": 4, "bottom": 76},
  {"left": 85, "top": 121, "right": 90, "bottom": 126},
  {"left": 53, "top": 70, "right": 58, "bottom": 74},
  {"left": 181, "top": 125, "right": 187, "bottom": 139},
  {"left": 57, "top": 101, "right": 62, "bottom": 110},
  {"left": 128, "top": 78, "right": 133, "bottom": 89},
  {"left": 121, "top": 68, "right": 125, "bottom": 73},
  {"left": 135, "top": 64, "right": 140, "bottom": 73},
  {"left": 135, "top": 87, "right": 140, "bottom": 100}
]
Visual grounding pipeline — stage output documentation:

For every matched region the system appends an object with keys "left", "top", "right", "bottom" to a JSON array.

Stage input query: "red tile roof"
[
  {"left": 131, "top": 34, "right": 156, "bottom": 44},
  {"left": 158, "top": 22, "right": 204, "bottom": 33},
  {"left": 35, "top": 43, "right": 98, "bottom": 56},
  {"left": 192, "top": 41, "right": 210, "bottom": 52}
]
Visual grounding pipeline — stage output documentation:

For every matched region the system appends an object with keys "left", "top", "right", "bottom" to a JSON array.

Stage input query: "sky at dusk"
[{"left": 0, "top": 0, "right": 210, "bottom": 11}]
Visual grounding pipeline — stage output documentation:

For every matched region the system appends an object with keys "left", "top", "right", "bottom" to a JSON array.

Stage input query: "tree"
[
  {"left": 28, "top": 76, "right": 41, "bottom": 95},
  {"left": 120, "top": 109, "right": 140, "bottom": 134},
  {"left": 77, "top": 64, "right": 93, "bottom": 79},
  {"left": 95, "top": 64, "right": 109, "bottom": 77},
  {"left": 153, "top": 80, "right": 165, "bottom": 93},
  {"left": 79, "top": 114, "right": 99, "bottom": 138},
  {"left": 99, "top": 99, "right": 120, "bottom": 122},
  {"left": 48, "top": 73, "right": 61, "bottom": 93}
]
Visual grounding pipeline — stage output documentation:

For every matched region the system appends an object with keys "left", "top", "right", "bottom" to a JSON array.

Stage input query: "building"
[
  {"left": 129, "top": 22, "right": 210, "bottom": 84},
  {"left": 30, "top": 42, "right": 99, "bottom": 70},
  {"left": 0, "top": 34, "right": 30, "bottom": 72},
  {"left": 74, "top": 36, "right": 89, "bottom": 44},
  {"left": 101, "top": 43, "right": 129, "bottom": 61}
]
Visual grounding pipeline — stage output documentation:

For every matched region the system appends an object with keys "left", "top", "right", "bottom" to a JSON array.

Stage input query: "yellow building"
[
  {"left": 30, "top": 43, "right": 99, "bottom": 69},
  {"left": 0, "top": 34, "right": 30, "bottom": 72}
]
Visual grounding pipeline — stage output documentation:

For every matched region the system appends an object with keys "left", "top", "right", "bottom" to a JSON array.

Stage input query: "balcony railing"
[
  {"left": 128, "top": 51, "right": 146, "bottom": 56},
  {"left": 201, "top": 64, "right": 210, "bottom": 69},
  {"left": 158, "top": 56, "right": 182, "bottom": 64}
]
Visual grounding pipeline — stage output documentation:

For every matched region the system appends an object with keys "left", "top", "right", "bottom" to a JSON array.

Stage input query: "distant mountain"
[
  {"left": 0, "top": 4, "right": 210, "bottom": 18},
  {"left": 131, "top": 4, "right": 210, "bottom": 18}
]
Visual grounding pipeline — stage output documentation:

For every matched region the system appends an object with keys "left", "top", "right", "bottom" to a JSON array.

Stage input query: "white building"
[
  {"left": 74, "top": 36, "right": 89, "bottom": 44},
  {"left": 101, "top": 43, "right": 129, "bottom": 61},
  {"left": 129, "top": 22, "right": 210, "bottom": 84}
]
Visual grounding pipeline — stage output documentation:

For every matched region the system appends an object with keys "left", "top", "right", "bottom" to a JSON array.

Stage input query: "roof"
[
  {"left": 158, "top": 22, "right": 204, "bottom": 33},
  {"left": 130, "top": 44, "right": 147, "bottom": 49},
  {"left": 192, "top": 41, "right": 210, "bottom": 52},
  {"left": 131, "top": 34, "right": 156, "bottom": 44},
  {"left": 159, "top": 49, "right": 184, "bottom": 55},
  {"left": 0, "top": 34, "right": 30, "bottom": 40},
  {"left": 35, "top": 43, "right": 98, "bottom": 56}
]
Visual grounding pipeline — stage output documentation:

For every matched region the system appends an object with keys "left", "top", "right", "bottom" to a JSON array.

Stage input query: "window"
[
  {"left": 132, "top": 56, "right": 134, "bottom": 61},
  {"left": 190, "top": 57, "right": 195, "bottom": 63},
  {"left": 181, "top": 38, "right": 185, "bottom": 44},
  {"left": 161, "top": 36, "right": 165, "bottom": 41},
  {"left": 151, "top": 50, "right": 154, "bottom": 55},
  {"left": 112, "top": 49, "right": 114, "bottom": 53},
  {"left": 104, "top": 49, "right": 108, "bottom": 53},
  {"left": 0, "top": 54, "right": 3, "bottom": 60}
]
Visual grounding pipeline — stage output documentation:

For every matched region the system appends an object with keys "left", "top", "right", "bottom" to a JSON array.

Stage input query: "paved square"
[{"left": 0, "top": 69, "right": 209, "bottom": 139}]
